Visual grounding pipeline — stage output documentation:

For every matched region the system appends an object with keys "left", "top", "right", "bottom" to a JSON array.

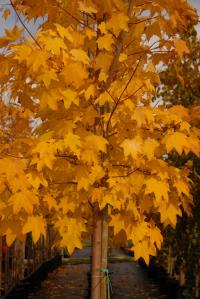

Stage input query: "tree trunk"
[
  {"left": 101, "top": 205, "right": 109, "bottom": 299},
  {"left": 0, "top": 237, "right": 2, "bottom": 299},
  {"left": 91, "top": 205, "right": 102, "bottom": 299}
]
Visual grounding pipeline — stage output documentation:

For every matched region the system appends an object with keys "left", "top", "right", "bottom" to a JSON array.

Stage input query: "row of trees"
[{"left": 0, "top": 1, "right": 199, "bottom": 298}]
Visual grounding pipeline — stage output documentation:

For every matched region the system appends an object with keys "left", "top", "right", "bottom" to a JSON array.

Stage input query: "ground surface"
[{"left": 27, "top": 248, "right": 166, "bottom": 299}]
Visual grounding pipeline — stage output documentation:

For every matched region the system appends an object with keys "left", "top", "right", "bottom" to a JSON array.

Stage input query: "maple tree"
[{"left": 0, "top": 1, "right": 199, "bottom": 298}]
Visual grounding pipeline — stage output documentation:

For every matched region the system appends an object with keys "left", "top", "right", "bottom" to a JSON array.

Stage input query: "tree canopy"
[{"left": 0, "top": 0, "right": 199, "bottom": 264}]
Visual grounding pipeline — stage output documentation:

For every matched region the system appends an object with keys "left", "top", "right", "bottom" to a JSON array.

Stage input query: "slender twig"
[
  {"left": 129, "top": 15, "right": 160, "bottom": 25},
  {"left": 49, "top": 181, "right": 78, "bottom": 185},
  {"left": 10, "top": 0, "right": 42, "bottom": 49},
  {"left": 56, "top": 3, "right": 95, "bottom": 31},
  {"left": 119, "top": 84, "right": 144, "bottom": 103},
  {"left": 106, "top": 56, "right": 142, "bottom": 132},
  {"left": 110, "top": 167, "right": 151, "bottom": 178}
]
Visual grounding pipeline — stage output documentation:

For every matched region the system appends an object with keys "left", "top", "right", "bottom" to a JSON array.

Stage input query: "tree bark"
[
  {"left": 101, "top": 205, "right": 109, "bottom": 299},
  {"left": 91, "top": 205, "right": 102, "bottom": 299}
]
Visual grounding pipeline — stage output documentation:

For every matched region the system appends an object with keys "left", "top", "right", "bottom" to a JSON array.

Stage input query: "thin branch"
[
  {"left": 4, "top": 153, "right": 30, "bottom": 159},
  {"left": 129, "top": 15, "right": 160, "bottom": 25},
  {"left": 104, "top": 0, "right": 135, "bottom": 90},
  {"left": 103, "top": 88, "right": 117, "bottom": 104},
  {"left": 119, "top": 84, "right": 144, "bottom": 103},
  {"left": 56, "top": 3, "right": 95, "bottom": 31},
  {"left": 118, "top": 56, "right": 142, "bottom": 100},
  {"left": 110, "top": 167, "right": 151, "bottom": 178},
  {"left": 10, "top": 0, "right": 42, "bottom": 49},
  {"left": 106, "top": 56, "right": 142, "bottom": 132},
  {"left": 112, "top": 164, "right": 131, "bottom": 168},
  {"left": 49, "top": 181, "right": 77, "bottom": 185}
]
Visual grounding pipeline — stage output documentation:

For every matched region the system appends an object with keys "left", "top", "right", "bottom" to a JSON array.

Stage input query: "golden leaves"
[
  {"left": 0, "top": 0, "right": 198, "bottom": 261},
  {"left": 64, "top": 132, "right": 81, "bottom": 156},
  {"left": 2, "top": 9, "right": 10, "bottom": 20},
  {"left": 70, "top": 49, "right": 90, "bottom": 64},
  {"left": 121, "top": 136, "right": 159, "bottom": 160},
  {"left": 128, "top": 221, "right": 163, "bottom": 265},
  {"left": 22, "top": 216, "right": 46, "bottom": 243},
  {"left": 159, "top": 200, "right": 182, "bottom": 227},
  {"left": 106, "top": 12, "right": 129, "bottom": 36},
  {"left": 145, "top": 178, "right": 169, "bottom": 202},
  {"left": 37, "top": 69, "right": 58, "bottom": 87},
  {"left": 61, "top": 62, "right": 88, "bottom": 88},
  {"left": 162, "top": 131, "right": 189, "bottom": 155},
  {"left": 84, "top": 134, "right": 108, "bottom": 153},
  {"left": 78, "top": 1, "right": 97, "bottom": 14},
  {"left": 60, "top": 88, "right": 79, "bottom": 109},
  {"left": 174, "top": 39, "right": 189, "bottom": 59},
  {"left": 9, "top": 191, "right": 39, "bottom": 215},
  {"left": 55, "top": 24, "right": 73, "bottom": 42},
  {"left": 143, "top": 139, "right": 159, "bottom": 160},
  {"left": 0, "top": 26, "right": 21, "bottom": 48},
  {"left": 121, "top": 135, "right": 143, "bottom": 159},
  {"left": 97, "top": 34, "right": 114, "bottom": 51},
  {"left": 38, "top": 32, "right": 67, "bottom": 55},
  {"left": 55, "top": 216, "right": 86, "bottom": 255}
]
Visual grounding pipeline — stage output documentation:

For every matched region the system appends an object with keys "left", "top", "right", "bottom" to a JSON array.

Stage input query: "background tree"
[
  {"left": 0, "top": 1, "right": 199, "bottom": 298},
  {"left": 156, "top": 24, "right": 200, "bottom": 299}
]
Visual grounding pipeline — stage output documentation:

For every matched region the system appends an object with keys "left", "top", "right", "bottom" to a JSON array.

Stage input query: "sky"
[{"left": 190, "top": 0, "right": 200, "bottom": 34}]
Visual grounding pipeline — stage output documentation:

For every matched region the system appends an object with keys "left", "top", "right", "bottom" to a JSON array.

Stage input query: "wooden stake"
[
  {"left": 101, "top": 205, "right": 109, "bottom": 299},
  {"left": 91, "top": 205, "right": 102, "bottom": 299},
  {"left": 0, "top": 237, "right": 2, "bottom": 299}
]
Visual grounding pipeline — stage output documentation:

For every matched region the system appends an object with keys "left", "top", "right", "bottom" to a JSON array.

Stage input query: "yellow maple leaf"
[
  {"left": 121, "top": 135, "right": 143, "bottom": 159},
  {"left": 109, "top": 214, "right": 126, "bottom": 235},
  {"left": 162, "top": 131, "right": 189, "bottom": 155},
  {"left": 60, "top": 88, "right": 79, "bottom": 109},
  {"left": 159, "top": 201, "right": 182, "bottom": 227},
  {"left": 5, "top": 228, "right": 16, "bottom": 246},
  {"left": 85, "top": 28, "right": 96, "bottom": 40},
  {"left": 174, "top": 180, "right": 190, "bottom": 197},
  {"left": 70, "top": 49, "right": 90, "bottom": 64},
  {"left": 9, "top": 191, "right": 39, "bottom": 214},
  {"left": 97, "top": 34, "right": 114, "bottom": 51},
  {"left": 27, "top": 172, "right": 48, "bottom": 190},
  {"left": 59, "top": 197, "right": 76, "bottom": 213},
  {"left": 39, "top": 34, "right": 67, "bottom": 55},
  {"left": 44, "top": 194, "right": 58, "bottom": 211},
  {"left": 145, "top": 177, "right": 169, "bottom": 202},
  {"left": 95, "top": 91, "right": 113, "bottom": 106},
  {"left": 98, "top": 22, "right": 108, "bottom": 34},
  {"left": 119, "top": 53, "right": 127, "bottom": 62},
  {"left": 55, "top": 24, "right": 73, "bottom": 42},
  {"left": 78, "top": 1, "right": 97, "bottom": 14},
  {"left": 133, "top": 22, "right": 145, "bottom": 39},
  {"left": 3, "top": 9, "right": 10, "bottom": 20},
  {"left": 106, "top": 12, "right": 129, "bottom": 36},
  {"left": 22, "top": 216, "right": 46, "bottom": 243},
  {"left": 143, "top": 138, "right": 159, "bottom": 160},
  {"left": 133, "top": 240, "right": 152, "bottom": 265},
  {"left": 55, "top": 216, "right": 86, "bottom": 254},
  {"left": 84, "top": 134, "right": 108, "bottom": 153},
  {"left": 84, "top": 84, "right": 96, "bottom": 101},
  {"left": 37, "top": 69, "right": 58, "bottom": 87},
  {"left": 174, "top": 39, "right": 189, "bottom": 59},
  {"left": 61, "top": 62, "right": 88, "bottom": 88},
  {"left": 64, "top": 132, "right": 81, "bottom": 156}
]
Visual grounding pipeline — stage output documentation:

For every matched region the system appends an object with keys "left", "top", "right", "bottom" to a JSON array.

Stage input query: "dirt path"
[{"left": 27, "top": 248, "right": 166, "bottom": 299}]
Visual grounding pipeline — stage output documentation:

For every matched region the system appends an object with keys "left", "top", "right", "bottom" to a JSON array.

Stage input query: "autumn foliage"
[{"left": 0, "top": 0, "right": 199, "bottom": 264}]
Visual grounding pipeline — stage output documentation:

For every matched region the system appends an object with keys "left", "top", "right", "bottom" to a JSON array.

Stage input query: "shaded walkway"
[{"left": 27, "top": 248, "right": 166, "bottom": 299}]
